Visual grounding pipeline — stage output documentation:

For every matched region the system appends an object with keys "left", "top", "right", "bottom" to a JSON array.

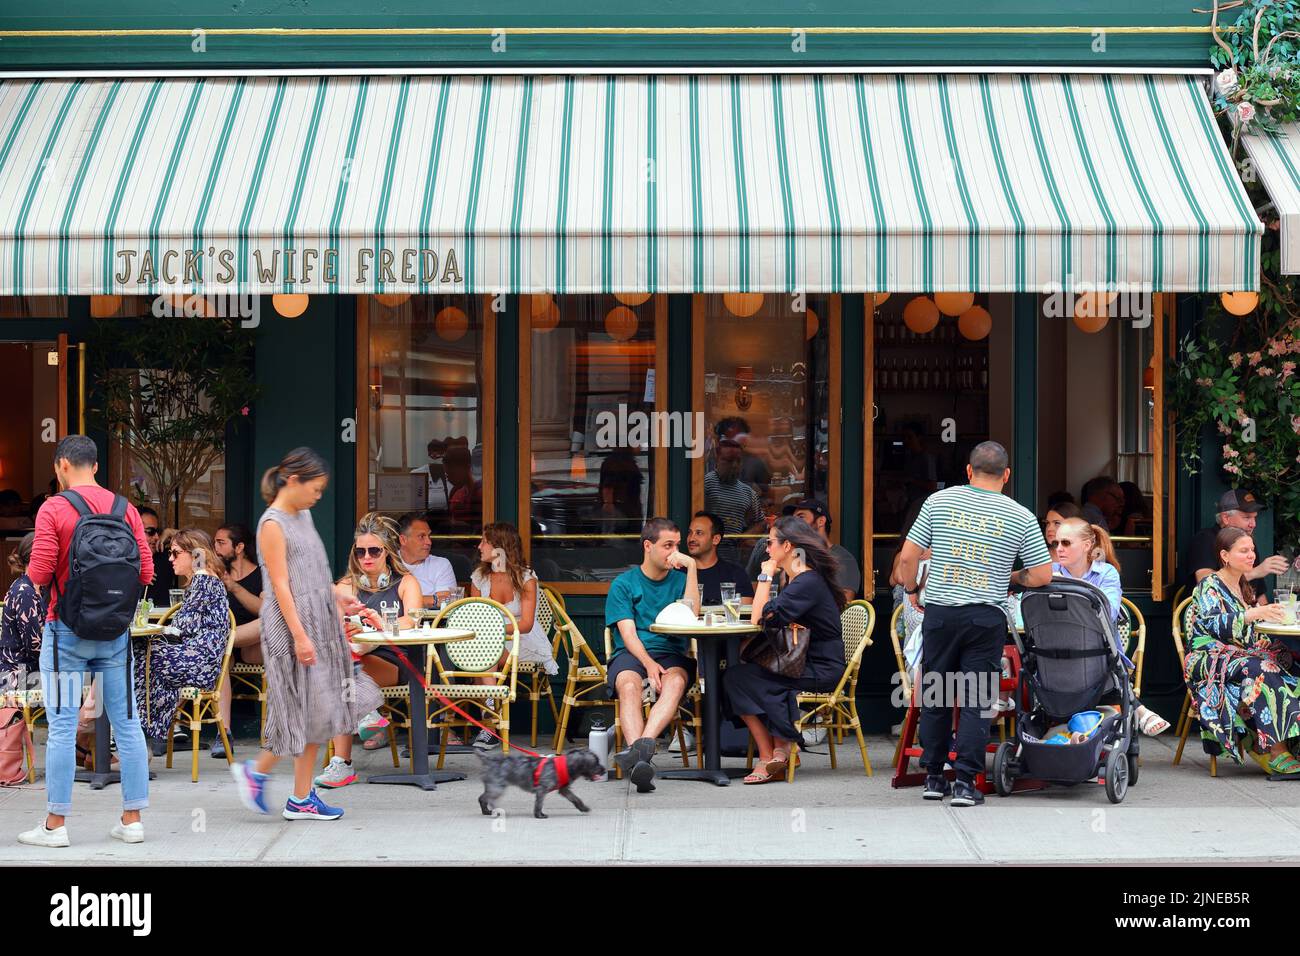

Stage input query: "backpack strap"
[
  {"left": 109, "top": 495, "right": 128, "bottom": 520},
  {"left": 58, "top": 489, "right": 93, "bottom": 517}
]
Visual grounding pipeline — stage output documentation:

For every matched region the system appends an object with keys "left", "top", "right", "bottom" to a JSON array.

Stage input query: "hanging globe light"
[
  {"left": 934, "top": 292, "right": 975, "bottom": 317},
  {"left": 434, "top": 306, "right": 469, "bottom": 341},
  {"left": 272, "top": 294, "right": 309, "bottom": 318},
  {"left": 805, "top": 309, "right": 819, "bottom": 340},
  {"left": 871, "top": 292, "right": 890, "bottom": 309},
  {"left": 722, "top": 293, "right": 764, "bottom": 318},
  {"left": 902, "top": 296, "right": 940, "bottom": 334},
  {"left": 604, "top": 305, "right": 639, "bottom": 341},
  {"left": 957, "top": 305, "right": 992, "bottom": 341},
  {"left": 1220, "top": 291, "right": 1259, "bottom": 316},
  {"left": 1072, "top": 294, "right": 1110, "bottom": 333},
  {"left": 374, "top": 293, "right": 411, "bottom": 308},
  {"left": 614, "top": 292, "right": 651, "bottom": 307},
  {"left": 532, "top": 296, "right": 560, "bottom": 333}
]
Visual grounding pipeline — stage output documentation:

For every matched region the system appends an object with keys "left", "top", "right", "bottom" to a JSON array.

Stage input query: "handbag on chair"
[
  {"left": 0, "top": 707, "right": 30, "bottom": 786},
  {"left": 741, "top": 621, "right": 810, "bottom": 680}
]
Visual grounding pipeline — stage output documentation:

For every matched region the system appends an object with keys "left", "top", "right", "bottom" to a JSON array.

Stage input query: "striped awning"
[
  {"left": 0, "top": 73, "right": 1260, "bottom": 296},
  {"left": 1242, "top": 124, "right": 1300, "bottom": 274}
]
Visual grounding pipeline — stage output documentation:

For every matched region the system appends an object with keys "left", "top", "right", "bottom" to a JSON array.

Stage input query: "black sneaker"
[
  {"left": 629, "top": 760, "right": 657, "bottom": 793},
  {"left": 210, "top": 738, "right": 229, "bottom": 760},
  {"left": 147, "top": 736, "right": 168, "bottom": 758},
  {"left": 951, "top": 781, "right": 985, "bottom": 807},
  {"left": 922, "top": 774, "right": 951, "bottom": 800},
  {"left": 614, "top": 737, "right": 655, "bottom": 776}
]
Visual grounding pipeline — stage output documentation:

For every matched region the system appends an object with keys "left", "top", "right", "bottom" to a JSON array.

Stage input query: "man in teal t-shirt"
[
  {"left": 896, "top": 441, "right": 1053, "bottom": 808},
  {"left": 605, "top": 517, "right": 699, "bottom": 793}
]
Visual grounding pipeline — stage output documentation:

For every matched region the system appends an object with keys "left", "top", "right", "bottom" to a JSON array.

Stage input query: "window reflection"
[{"left": 526, "top": 295, "right": 659, "bottom": 582}]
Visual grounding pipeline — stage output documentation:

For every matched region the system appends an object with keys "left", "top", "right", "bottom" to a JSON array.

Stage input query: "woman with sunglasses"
[
  {"left": 132, "top": 529, "right": 232, "bottom": 751},
  {"left": 315, "top": 513, "right": 422, "bottom": 788},
  {"left": 1052, "top": 517, "right": 1169, "bottom": 737}
]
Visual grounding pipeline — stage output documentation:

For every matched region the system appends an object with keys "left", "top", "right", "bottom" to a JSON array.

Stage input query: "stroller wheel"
[
  {"left": 1104, "top": 747, "right": 1129, "bottom": 804},
  {"left": 1126, "top": 749, "right": 1139, "bottom": 787},
  {"left": 993, "top": 740, "right": 1016, "bottom": 797}
]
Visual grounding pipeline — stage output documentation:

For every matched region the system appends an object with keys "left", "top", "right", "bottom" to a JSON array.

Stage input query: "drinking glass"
[
  {"left": 134, "top": 600, "right": 147, "bottom": 628},
  {"left": 720, "top": 583, "right": 738, "bottom": 621},
  {"left": 380, "top": 600, "right": 400, "bottom": 637},
  {"left": 169, "top": 588, "right": 186, "bottom": 608},
  {"left": 696, "top": 584, "right": 705, "bottom": 613}
]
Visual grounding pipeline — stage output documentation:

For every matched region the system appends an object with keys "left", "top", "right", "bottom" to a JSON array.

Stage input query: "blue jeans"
[{"left": 39, "top": 621, "right": 149, "bottom": 816}]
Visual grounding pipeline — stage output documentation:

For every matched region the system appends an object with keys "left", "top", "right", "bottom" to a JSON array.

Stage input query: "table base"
[
  {"left": 657, "top": 766, "right": 751, "bottom": 786},
  {"left": 368, "top": 769, "right": 466, "bottom": 790},
  {"left": 75, "top": 768, "right": 157, "bottom": 789}
]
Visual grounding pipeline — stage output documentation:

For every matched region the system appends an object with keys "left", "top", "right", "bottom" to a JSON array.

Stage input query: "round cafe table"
[
  {"left": 352, "top": 627, "right": 474, "bottom": 791},
  {"left": 649, "top": 619, "right": 760, "bottom": 786},
  {"left": 1255, "top": 620, "right": 1300, "bottom": 639}
]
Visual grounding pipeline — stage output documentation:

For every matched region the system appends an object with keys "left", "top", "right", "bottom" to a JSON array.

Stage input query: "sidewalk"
[{"left": 2, "top": 732, "right": 1298, "bottom": 865}]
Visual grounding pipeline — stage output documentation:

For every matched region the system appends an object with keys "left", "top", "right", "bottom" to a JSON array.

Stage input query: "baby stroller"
[{"left": 993, "top": 577, "right": 1138, "bottom": 804}]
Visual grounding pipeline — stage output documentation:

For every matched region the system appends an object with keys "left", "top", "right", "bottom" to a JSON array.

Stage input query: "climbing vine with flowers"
[{"left": 1172, "top": 0, "right": 1300, "bottom": 548}]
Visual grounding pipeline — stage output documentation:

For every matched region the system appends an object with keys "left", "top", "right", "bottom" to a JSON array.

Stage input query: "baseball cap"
[
  {"left": 790, "top": 498, "right": 832, "bottom": 528},
  {"left": 1219, "top": 489, "right": 1263, "bottom": 514}
]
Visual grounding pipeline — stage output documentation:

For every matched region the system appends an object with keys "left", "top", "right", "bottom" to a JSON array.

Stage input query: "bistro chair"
[
  {"left": 428, "top": 597, "right": 520, "bottom": 765},
  {"left": 164, "top": 608, "right": 237, "bottom": 782},
  {"left": 888, "top": 604, "right": 911, "bottom": 768},
  {"left": 229, "top": 659, "right": 268, "bottom": 745},
  {"left": 547, "top": 588, "right": 611, "bottom": 751},
  {"left": 603, "top": 627, "right": 699, "bottom": 777},
  {"left": 1170, "top": 596, "right": 1226, "bottom": 776},
  {"left": 516, "top": 588, "right": 561, "bottom": 747},
  {"left": 1, "top": 687, "right": 41, "bottom": 783},
  {"left": 747, "top": 600, "right": 876, "bottom": 782},
  {"left": 1118, "top": 597, "right": 1147, "bottom": 697}
]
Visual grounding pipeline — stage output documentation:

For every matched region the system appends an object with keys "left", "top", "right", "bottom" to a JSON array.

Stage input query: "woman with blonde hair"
[
  {"left": 315, "top": 512, "right": 423, "bottom": 788},
  {"left": 1052, "top": 517, "right": 1169, "bottom": 736},
  {"left": 464, "top": 522, "right": 557, "bottom": 750},
  {"left": 231, "top": 448, "right": 381, "bottom": 821},
  {"left": 133, "top": 529, "right": 232, "bottom": 749}
]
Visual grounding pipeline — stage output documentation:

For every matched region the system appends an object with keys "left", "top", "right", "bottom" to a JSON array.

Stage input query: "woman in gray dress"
[{"left": 230, "top": 448, "right": 381, "bottom": 821}]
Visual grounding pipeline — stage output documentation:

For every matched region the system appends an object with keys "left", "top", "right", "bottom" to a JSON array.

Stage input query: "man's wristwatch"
[{"left": 757, "top": 573, "right": 772, "bottom": 583}]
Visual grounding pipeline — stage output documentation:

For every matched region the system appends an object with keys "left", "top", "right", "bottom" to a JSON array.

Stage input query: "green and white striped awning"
[
  {"left": 1242, "top": 123, "right": 1300, "bottom": 275},
  {"left": 0, "top": 73, "right": 1260, "bottom": 296}
]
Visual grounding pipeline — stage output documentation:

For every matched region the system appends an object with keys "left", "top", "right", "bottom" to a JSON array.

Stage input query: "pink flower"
[
  {"left": 1258, "top": 366, "right": 1275, "bottom": 377},
  {"left": 1236, "top": 406, "right": 1251, "bottom": 425},
  {"left": 1269, "top": 340, "right": 1287, "bottom": 357},
  {"left": 1223, "top": 444, "right": 1239, "bottom": 458},
  {"left": 1282, "top": 362, "right": 1297, "bottom": 381},
  {"left": 1230, "top": 352, "right": 1243, "bottom": 368},
  {"left": 1226, "top": 462, "right": 1241, "bottom": 475},
  {"left": 1238, "top": 101, "right": 1257, "bottom": 124},
  {"left": 1196, "top": 377, "right": 1215, "bottom": 387},
  {"left": 1292, "top": 415, "right": 1300, "bottom": 434},
  {"left": 241, "top": 406, "right": 249, "bottom": 416},
  {"left": 1248, "top": 351, "right": 1263, "bottom": 366},
  {"left": 1217, "top": 421, "right": 1233, "bottom": 435}
]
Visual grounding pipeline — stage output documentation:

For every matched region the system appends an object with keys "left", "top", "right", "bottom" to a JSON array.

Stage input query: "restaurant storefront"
[{"left": 0, "top": 4, "right": 1265, "bottom": 730}]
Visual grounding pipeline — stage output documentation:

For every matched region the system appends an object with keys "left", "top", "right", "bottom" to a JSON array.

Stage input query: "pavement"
[{"left": 4, "top": 729, "right": 1300, "bottom": 865}]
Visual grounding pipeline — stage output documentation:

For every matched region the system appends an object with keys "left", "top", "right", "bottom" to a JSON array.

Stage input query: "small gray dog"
[{"left": 477, "top": 747, "right": 605, "bottom": 819}]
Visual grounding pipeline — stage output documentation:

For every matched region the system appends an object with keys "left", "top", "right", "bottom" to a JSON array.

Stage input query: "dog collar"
[{"left": 533, "top": 754, "right": 570, "bottom": 792}]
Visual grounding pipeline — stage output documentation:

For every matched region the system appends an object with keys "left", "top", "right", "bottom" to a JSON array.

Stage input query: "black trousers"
[{"left": 918, "top": 603, "right": 1007, "bottom": 783}]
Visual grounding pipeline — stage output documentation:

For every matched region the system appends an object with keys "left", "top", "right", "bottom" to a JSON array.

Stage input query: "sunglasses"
[
  {"left": 168, "top": 549, "right": 185, "bottom": 559},
  {"left": 1056, "top": 539, "right": 1075, "bottom": 548},
  {"left": 353, "top": 546, "right": 384, "bottom": 560},
  {"left": 144, "top": 527, "right": 160, "bottom": 537}
]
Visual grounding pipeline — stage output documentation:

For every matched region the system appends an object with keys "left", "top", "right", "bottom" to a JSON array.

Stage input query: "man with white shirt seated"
[{"left": 397, "top": 512, "right": 457, "bottom": 608}]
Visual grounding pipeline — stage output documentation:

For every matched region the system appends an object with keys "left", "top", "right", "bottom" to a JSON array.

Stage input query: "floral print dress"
[
  {"left": 133, "top": 573, "right": 230, "bottom": 739},
  {"left": 1184, "top": 573, "right": 1300, "bottom": 762},
  {"left": 0, "top": 574, "right": 44, "bottom": 692}
]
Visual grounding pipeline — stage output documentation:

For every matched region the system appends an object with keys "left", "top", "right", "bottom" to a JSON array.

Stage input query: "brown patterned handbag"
[{"left": 742, "top": 621, "right": 809, "bottom": 679}]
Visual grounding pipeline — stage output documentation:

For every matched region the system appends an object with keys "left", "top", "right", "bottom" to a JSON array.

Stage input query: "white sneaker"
[
  {"left": 18, "top": 822, "right": 69, "bottom": 848},
  {"left": 313, "top": 756, "right": 358, "bottom": 789},
  {"left": 110, "top": 820, "right": 144, "bottom": 844}
]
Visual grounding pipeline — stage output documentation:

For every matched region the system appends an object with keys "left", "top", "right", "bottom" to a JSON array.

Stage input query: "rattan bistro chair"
[
  {"left": 1118, "top": 597, "right": 1148, "bottom": 697},
  {"left": 1170, "top": 596, "right": 1229, "bottom": 776},
  {"left": 229, "top": 658, "right": 268, "bottom": 745},
  {"left": 429, "top": 598, "right": 520, "bottom": 764},
  {"left": 746, "top": 599, "right": 876, "bottom": 782},
  {"left": 888, "top": 603, "right": 912, "bottom": 767},
  {"left": 547, "top": 588, "right": 611, "bottom": 751},
  {"left": 603, "top": 627, "right": 700, "bottom": 777},
  {"left": 163, "top": 607, "right": 238, "bottom": 782},
  {"left": 1, "top": 687, "right": 41, "bottom": 783},
  {"left": 517, "top": 587, "right": 561, "bottom": 747}
]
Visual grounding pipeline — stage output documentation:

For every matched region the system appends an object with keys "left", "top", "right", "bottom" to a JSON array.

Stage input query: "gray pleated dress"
[{"left": 257, "top": 506, "right": 381, "bottom": 757}]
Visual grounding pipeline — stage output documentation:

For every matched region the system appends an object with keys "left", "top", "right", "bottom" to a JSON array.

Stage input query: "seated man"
[
  {"left": 1184, "top": 489, "right": 1289, "bottom": 596},
  {"left": 605, "top": 517, "right": 699, "bottom": 793},
  {"left": 686, "top": 511, "right": 754, "bottom": 606}
]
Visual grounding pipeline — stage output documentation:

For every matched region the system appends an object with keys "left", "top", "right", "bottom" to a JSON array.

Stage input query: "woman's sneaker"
[
  {"left": 314, "top": 756, "right": 357, "bottom": 789},
  {"left": 357, "top": 711, "right": 389, "bottom": 742},
  {"left": 283, "top": 790, "right": 344, "bottom": 821},
  {"left": 231, "top": 760, "right": 271, "bottom": 815},
  {"left": 472, "top": 729, "right": 497, "bottom": 751}
]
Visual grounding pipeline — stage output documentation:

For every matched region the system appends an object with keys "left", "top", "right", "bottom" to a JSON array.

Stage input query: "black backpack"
[{"left": 54, "top": 490, "right": 143, "bottom": 642}]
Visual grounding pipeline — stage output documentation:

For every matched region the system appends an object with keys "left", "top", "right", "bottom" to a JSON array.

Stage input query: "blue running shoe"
[
  {"left": 231, "top": 759, "right": 270, "bottom": 815},
  {"left": 283, "top": 789, "right": 344, "bottom": 821}
]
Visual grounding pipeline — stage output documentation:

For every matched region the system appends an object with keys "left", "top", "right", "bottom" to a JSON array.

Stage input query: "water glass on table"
[
  {"left": 720, "top": 583, "right": 738, "bottom": 621},
  {"left": 169, "top": 588, "right": 186, "bottom": 608}
]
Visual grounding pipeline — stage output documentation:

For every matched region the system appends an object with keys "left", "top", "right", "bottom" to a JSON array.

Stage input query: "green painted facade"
[{"left": 3, "top": 1, "right": 1219, "bottom": 70}]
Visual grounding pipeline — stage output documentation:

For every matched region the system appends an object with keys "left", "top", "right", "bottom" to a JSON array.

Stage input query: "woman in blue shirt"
[{"left": 1052, "top": 517, "right": 1169, "bottom": 736}]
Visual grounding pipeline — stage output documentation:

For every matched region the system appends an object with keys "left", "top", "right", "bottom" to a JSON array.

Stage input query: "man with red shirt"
[{"left": 18, "top": 436, "right": 154, "bottom": 849}]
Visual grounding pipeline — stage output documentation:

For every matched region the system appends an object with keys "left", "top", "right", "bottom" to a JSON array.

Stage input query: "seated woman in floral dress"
[
  {"left": 133, "top": 529, "right": 231, "bottom": 750},
  {"left": 0, "top": 533, "right": 43, "bottom": 693},
  {"left": 1185, "top": 526, "right": 1299, "bottom": 774}
]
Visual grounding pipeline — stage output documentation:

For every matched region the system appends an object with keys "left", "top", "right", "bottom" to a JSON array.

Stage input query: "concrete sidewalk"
[{"left": 3, "top": 732, "right": 1298, "bottom": 865}]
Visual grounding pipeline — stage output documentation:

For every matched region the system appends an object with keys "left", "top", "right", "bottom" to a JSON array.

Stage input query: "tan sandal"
[
  {"left": 764, "top": 749, "right": 790, "bottom": 780},
  {"left": 743, "top": 764, "right": 779, "bottom": 785}
]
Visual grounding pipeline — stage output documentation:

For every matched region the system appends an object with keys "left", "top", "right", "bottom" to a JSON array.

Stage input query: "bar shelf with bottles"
[{"left": 873, "top": 312, "right": 988, "bottom": 394}]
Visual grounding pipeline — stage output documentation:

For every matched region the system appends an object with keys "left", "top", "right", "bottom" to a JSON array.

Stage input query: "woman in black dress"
[{"left": 723, "top": 515, "right": 846, "bottom": 784}]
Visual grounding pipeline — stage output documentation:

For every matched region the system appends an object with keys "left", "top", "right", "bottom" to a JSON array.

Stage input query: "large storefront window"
[
  {"left": 362, "top": 295, "right": 489, "bottom": 575},
  {"left": 694, "top": 294, "right": 835, "bottom": 569},
  {"left": 522, "top": 295, "right": 666, "bottom": 584}
]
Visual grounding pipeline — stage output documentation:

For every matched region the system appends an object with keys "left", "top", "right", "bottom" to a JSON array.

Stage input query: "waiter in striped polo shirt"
[{"left": 896, "top": 441, "right": 1052, "bottom": 807}]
